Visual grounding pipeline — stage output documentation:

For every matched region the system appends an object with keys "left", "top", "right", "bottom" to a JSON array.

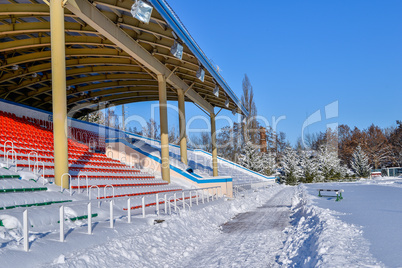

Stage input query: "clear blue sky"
[{"left": 122, "top": 0, "right": 402, "bottom": 145}]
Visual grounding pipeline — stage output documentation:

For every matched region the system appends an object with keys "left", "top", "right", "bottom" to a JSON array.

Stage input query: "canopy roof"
[{"left": 0, "top": 0, "right": 248, "bottom": 118}]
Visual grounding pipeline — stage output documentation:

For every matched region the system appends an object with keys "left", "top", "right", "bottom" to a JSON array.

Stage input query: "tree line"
[{"left": 79, "top": 75, "right": 401, "bottom": 186}]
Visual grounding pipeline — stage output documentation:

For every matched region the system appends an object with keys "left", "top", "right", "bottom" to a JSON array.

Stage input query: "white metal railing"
[
  {"left": 168, "top": 196, "right": 182, "bottom": 215},
  {"left": 78, "top": 174, "right": 89, "bottom": 195},
  {"left": 28, "top": 151, "right": 38, "bottom": 170},
  {"left": 3, "top": 140, "right": 14, "bottom": 161},
  {"left": 6, "top": 149, "right": 17, "bottom": 172},
  {"left": 89, "top": 185, "right": 101, "bottom": 207},
  {"left": 14, "top": 185, "right": 224, "bottom": 252},
  {"left": 233, "top": 181, "right": 272, "bottom": 197},
  {"left": 104, "top": 184, "right": 115, "bottom": 199},
  {"left": 61, "top": 173, "right": 71, "bottom": 195},
  {"left": 89, "top": 139, "right": 96, "bottom": 153},
  {"left": 34, "top": 161, "right": 45, "bottom": 185}
]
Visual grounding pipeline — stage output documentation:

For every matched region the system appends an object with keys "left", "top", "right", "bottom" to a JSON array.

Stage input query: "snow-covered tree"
[
  {"left": 79, "top": 110, "right": 105, "bottom": 125},
  {"left": 300, "top": 150, "right": 319, "bottom": 183},
  {"left": 239, "top": 141, "right": 264, "bottom": 173},
  {"left": 280, "top": 147, "right": 301, "bottom": 185},
  {"left": 317, "top": 145, "right": 341, "bottom": 181},
  {"left": 262, "top": 152, "right": 277, "bottom": 176},
  {"left": 351, "top": 145, "right": 371, "bottom": 178}
]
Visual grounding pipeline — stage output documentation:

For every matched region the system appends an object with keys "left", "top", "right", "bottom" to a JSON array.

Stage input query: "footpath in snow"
[
  {"left": 177, "top": 187, "right": 294, "bottom": 267},
  {"left": 43, "top": 186, "right": 292, "bottom": 267}
]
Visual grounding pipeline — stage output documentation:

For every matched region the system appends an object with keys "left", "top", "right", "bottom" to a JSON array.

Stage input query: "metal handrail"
[
  {"left": 61, "top": 173, "right": 71, "bottom": 195},
  {"left": 6, "top": 149, "right": 17, "bottom": 172},
  {"left": 78, "top": 173, "right": 89, "bottom": 195},
  {"left": 28, "top": 151, "right": 38, "bottom": 170},
  {"left": 89, "top": 185, "right": 100, "bottom": 200},
  {"left": 89, "top": 185, "right": 101, "bottom": 208},
  {"left": 3, "top": 140, "right": 13, "bottom": 161},
  {"left": 168, "top": 197, "right": 182, "bottom": 215},
  {"left": 11, "top": 185, "right": 225, "bottom": 252},
  {"left": 104, "top": 184, "right": 115, "bottom": 199},
  {"left": 34, "top": 161, "right": 45, "bottom": 185},
  {"left": 89, "top": 139, "right": 96, "bottom": 153}
]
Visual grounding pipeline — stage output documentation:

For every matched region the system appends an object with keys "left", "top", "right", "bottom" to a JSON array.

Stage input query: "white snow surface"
[{"left": 1, "top": 180, "right": 396, "bottom": 267}]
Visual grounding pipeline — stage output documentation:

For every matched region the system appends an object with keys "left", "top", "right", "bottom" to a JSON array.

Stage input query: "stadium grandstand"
[{"left": 0, "top": 0, "right": 275, "bottom": 257}]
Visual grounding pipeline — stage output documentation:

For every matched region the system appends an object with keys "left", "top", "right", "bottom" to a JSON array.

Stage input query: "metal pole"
[
  {"left": 59, "top": 205, "right": 64, "bottom": 242},
  {"left": 178, "top": 89, "right": 188, "bottom": 165},
  {"left": 50, "top": 0, "right": 69, "bottom": 188},
  {"left": 174, "top": 193, "right": 177, "bottom": 212},
  {"left": 158, "top": 74, "right": 171, "bottom": 183},
  {"left": 142, "top": 197, "right": 145, "bottom": 218},
  {"left": 127, "top": 198, "right": 131, "bottom": 223},
  {"left": 110, "top": 200, "right": 114, "bottom": 228},
  {"left": 87, "top": 202, "right": 92, "bottom": 235},
  {"left": 164, "top": 194, "right": 167, "bottom": 214},
  {"left": 182, "top": 192, "right": 185, "bottom": 210},
  {"left": 122, "top": 104, "right": 126, "bottom": 131},
  {"left": 211, "top": 112, "right": 218, "bottom": 177},
  {"left": 155, "top": 193, "right": 159, "bottom": 216},
  {"left": 23, "top": 209, "right": 29, "bottom": 252}
]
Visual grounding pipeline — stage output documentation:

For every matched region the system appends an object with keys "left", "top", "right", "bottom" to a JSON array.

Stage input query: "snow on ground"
[
  {"left": 44, "top": 185, "right": 290, "bottom": 268},
  {"left": 304, "top": 177, "right": 402, "bottom": 267},
  {"left": 2, "top": 179, "right": 398, "bottom": 267}
]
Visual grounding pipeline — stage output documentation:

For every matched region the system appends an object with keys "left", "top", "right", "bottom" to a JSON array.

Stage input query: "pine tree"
[
  {"left": 239, "top": 141, "right": 264, "bottom": 173},
  {"left": 280, "top": 147, "right": 301, "bottom": 185},
  {"left": 317, "top": 145, "right": 341, "bottom": 181},
  {"left": 351, "top": 145, "right": 371, "bottom": 178},
  {"left": 262, "top": 152, "right": 277, "bottom": 176},
  {"left": 300, "top": 150, "right": 319, "bottom": 183}
]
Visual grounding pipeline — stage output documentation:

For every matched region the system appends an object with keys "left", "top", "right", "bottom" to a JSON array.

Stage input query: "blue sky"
[{"left": 122, "top": 0, "right": 402, "bottom": 145}]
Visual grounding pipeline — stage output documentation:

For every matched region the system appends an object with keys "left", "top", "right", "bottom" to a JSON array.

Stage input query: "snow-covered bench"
[{"left": 318, "top": 189, "right": 344, "bottom": 201}]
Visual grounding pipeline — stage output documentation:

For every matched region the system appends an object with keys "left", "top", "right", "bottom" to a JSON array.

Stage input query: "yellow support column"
[
  {"left": 211, "top": 112, "right": 218, "bottom": 177},
  {"left": 158, "top": 74, "right": 171, "bottom": 183},
  {"left": 178, "top": 90, "right": 188, "bottom": 165},
  {"left": 50, "top": 0, "right": 69, "bottom": 188}
]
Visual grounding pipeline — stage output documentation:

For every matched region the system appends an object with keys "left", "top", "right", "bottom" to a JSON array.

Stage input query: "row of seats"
[
  {"left": 0, "top": 110, "right": 182, "bottom": 209},
  {"left": 0, "top": 111, "right": 105, "bottom": 152}
]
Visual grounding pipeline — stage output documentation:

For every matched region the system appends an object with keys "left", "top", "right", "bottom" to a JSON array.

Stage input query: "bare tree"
[
  {"left": 389, "top": 121, "right": 402, "bottom": 166},
  {"left": 142, "top": 119, "right": 160, "bottom": 140},
  {"left": 106, "top": 108, "right": 120, "bottom": 129},
  {"left": 168, "top": 126, "right": 179, "bottom": 144},
  {"left": 191, "top": 132, "right": 212, "bottom": 153},
  {"left": 241, "top": 74, "right": 259, "bottom": 145},
  {"left": 362, "top": 125, "right": 393, "bottom": 169}
]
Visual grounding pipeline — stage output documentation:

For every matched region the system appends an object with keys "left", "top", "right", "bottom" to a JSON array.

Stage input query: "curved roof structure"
[{"left": 0, "top": 0, "right": 248, "bottom": 118}]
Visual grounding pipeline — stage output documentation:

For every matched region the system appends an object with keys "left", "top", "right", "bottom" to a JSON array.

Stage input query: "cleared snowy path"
[
  {"left": 178, "top": 187, "right": 294, "bottom": 267},
  {"left": 32, "top": 186, "right": 292, "bottom": 267}
]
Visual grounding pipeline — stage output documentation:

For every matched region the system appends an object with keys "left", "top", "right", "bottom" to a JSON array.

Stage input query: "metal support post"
[
  {"left": 178, "top": 89, "right": 188, "bottom": 165},
  {"left": 158, "top": 74, "right": 171, "bottom": 183},
  {"left": 211, "top": 112, "right": 218, "bottom": 176},
  {"left": 51, "top": 0, "right": 69, "bottom": 188}
]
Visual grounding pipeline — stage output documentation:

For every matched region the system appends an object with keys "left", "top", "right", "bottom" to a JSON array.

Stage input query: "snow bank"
[
  {"left": 0, "top": 215, "right": 23, "bottom": 242},
  {"left": 278, "top": 185, "right": 383, "bottom": 267}
]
